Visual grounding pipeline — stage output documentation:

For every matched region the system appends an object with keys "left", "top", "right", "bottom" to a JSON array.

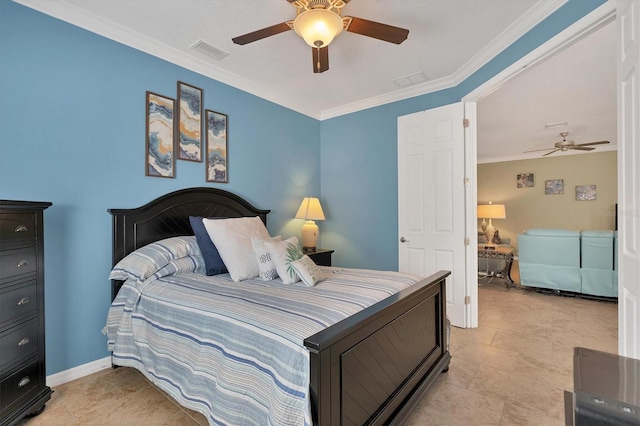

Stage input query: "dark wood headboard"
[{"left": 108, "top": 187, "right": 270, "bottom": 300}]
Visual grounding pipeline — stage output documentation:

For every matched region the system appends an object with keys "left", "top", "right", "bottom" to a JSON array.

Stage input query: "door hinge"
[
  {"left": 464, "top": 237, "right": 470, "bottom": 246},
  {"left": 463, "top": 118, "right": 470, "bottom": 128},
  {"left": 465, "top": 295, "right": 471, "bottom": 305},
  {"left": 464, "top": 177, "right": 470, "bottom": 186}
]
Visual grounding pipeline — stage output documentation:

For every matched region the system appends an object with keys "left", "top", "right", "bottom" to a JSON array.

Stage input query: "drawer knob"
[
  {"left": 14, "top": 225, "right": 28, "bottom": 233},
  {"left": 17, "top": 337, "right": 30, "bottom": 347},
  {"left": 18, "top": 377, "right": 31, "bottom": 388},
  {"left": 16, "top": 297, "right": 30, "bottom": 306},
  {"left": 15, "top": 260, "right": 29, "bottom": 268}
]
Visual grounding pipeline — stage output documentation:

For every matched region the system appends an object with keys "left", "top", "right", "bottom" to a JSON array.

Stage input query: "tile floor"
[{"left": 18, "top": 277, "right": 617, "bottom": 426}]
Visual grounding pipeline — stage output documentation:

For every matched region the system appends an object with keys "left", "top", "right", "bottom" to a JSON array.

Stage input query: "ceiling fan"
[
  {"left": 524, "top": 132, "right": 610, "bottom": 156},
  {"left": 232, "top": 0, "right": 409, "bottom": 73}
]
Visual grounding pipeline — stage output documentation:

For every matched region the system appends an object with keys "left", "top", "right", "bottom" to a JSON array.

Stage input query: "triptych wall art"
[
  {"left": 516, "top": 172, "right": 597, "bottom": 201},
  {"left": 145, "top": 81, "right": 228, "bottom": 183}
]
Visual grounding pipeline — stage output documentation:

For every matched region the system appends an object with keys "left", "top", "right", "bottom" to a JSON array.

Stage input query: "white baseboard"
[{"left": 46, "top": 356, "right": 112, "bottom": 388}]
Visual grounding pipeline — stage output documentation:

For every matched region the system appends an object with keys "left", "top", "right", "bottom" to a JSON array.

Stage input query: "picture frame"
[
  {"left": 145, "top": 91, "right": 175, "bottom": 178},
  {"left": 545, "top": 179, "right": 564, "bottom": 195},
  {"left": 516, "top": 173, "right": 534, "bottom": 188},
  {"left": 576, "top": 185, "right": 597, "bottom": 201},
  {"left": 176, "top": 81, "right": 203, "bottom": 162},
  {"left": 205, "top": 110, "right": 228, "bottom": 183}
]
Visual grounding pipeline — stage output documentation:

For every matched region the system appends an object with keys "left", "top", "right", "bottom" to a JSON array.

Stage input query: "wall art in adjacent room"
[
  {"left": 516, "top": 173, "right": 534, "bottom": 188},
  {"left": 545, "top": 179, "right": 564, "bottom": 195},
  {"left": 576, "top": 185, "right": 597, "bottom": 201}
]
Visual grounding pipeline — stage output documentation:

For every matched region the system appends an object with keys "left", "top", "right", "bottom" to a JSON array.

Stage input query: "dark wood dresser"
[{"left": 0, "top": 200, "right": 52, "bottom": 426}]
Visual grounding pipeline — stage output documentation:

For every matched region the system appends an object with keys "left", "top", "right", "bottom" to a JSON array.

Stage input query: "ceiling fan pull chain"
[{"left": 316, "top": 47, "right": 321, "bottom": 72}]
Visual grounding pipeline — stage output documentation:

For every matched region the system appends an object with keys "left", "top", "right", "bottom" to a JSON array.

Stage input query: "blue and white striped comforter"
[{"left": 105, "top": 268, "right": 421, "bottom": 425}]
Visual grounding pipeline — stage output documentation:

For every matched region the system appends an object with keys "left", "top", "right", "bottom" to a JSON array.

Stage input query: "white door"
[
  {"left": 398, "top": 103, "right": 468, "bottom": 327},
  {"left": 617, "top": 0, "right": 640, "bottom": 359}
]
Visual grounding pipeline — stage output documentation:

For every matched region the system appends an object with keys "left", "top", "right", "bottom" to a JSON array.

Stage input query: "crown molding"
[{"left": 15, "top": 0, "right": 565, "bottom": 121}]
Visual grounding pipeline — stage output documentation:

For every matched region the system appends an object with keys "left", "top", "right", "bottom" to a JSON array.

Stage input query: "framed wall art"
[
  {"left": 176, "top": 81, "right": 202, "bottom": 162},
  {"left": 145, "top": 91, "right": 175, "bottom": 178},
  {"left": 545, "top": 179, "right": 564, "bottom": 195},
  {"left": 206, "top": 110, "right": 228, "bottom": 183},
  {"left": 517, "top": 173, "right": 534, "bottom": 188},
  {"left": 576, "top": 185, "right": 597, "bottom": 201}
]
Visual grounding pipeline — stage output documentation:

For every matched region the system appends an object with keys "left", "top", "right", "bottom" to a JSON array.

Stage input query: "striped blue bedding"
[{"left": 105, "top": 268, "right": 421, "bottom": 425}]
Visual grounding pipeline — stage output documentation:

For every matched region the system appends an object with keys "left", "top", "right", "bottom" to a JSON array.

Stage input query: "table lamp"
[
  {"left": 295, "top": 197, "right": 325, "bottom": 251},
  {"left": 477, "top": 202, "right": 506, "bottom": 242}
]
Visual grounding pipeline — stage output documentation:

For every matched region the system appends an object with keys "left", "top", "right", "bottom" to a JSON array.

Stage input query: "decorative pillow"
[
  {"left": 203, "top": 216, "right": 271, "bottom": 282},
  {"left": 265, "top": 236, "right": 304, "bottom": 284},
  {"left": 477, "top": 232, "right": 487, "bottom": 244},
  {"left": 189, "top": 216, "right": 228, "bottom": 276},
  {"left": 108, "top": 236, "right": 201, "bottom": 283},
  {"left": 290, "top": 255, "right": 326, "bottom": 287},
  {"left": 251, "top": 236, "right": 282, "bottom": 281},
  {"left": 491, "top": 230, "right": 502, "bottom": 245}
]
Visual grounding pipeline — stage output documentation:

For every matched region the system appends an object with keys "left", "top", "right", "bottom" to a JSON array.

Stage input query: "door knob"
[{"left": 400, "top": 237, "right": 410, "bottom": 243}]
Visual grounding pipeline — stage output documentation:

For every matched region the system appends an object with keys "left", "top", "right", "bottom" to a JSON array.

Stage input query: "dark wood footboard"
[{"left": 305, "top": 270, "right": 451, "bottom": 425}]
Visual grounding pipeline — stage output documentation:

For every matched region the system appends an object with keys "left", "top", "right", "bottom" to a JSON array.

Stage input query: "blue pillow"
[{"left": 189, "top": 216, "right": 228, "bottom": 276}]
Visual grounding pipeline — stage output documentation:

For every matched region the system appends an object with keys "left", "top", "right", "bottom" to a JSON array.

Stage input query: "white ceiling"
[{"left": 15, "top": 0, "right": 616, "bottom": 162}]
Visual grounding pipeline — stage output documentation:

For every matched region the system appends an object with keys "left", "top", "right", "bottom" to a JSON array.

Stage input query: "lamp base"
[{"left": 301, "top": 220, "right": 319, "bottom": 251}]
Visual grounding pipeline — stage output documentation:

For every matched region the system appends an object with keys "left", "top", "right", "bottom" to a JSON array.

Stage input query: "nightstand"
[{"left": 304, "top": 249, "right": 334, "bottom": 266}]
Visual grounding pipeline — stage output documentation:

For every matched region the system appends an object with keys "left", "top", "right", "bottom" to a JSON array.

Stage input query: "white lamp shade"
[
  {"left": 293, "top": 9, "right": 344, "bottom": 47},
  {"left": 295, "top": 197, "right": 325, "bottom": 221},
  {"left": 477, "top": 204, "right": 506, "bottom": 219}
]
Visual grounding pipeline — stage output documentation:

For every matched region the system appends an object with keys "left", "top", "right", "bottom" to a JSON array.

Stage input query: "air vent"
[
  {"left": 393, "top": 71, "right": 426, "bottom": 88},
  {"left": 191, "top": 40, "right": 229, "bottom": 61}
]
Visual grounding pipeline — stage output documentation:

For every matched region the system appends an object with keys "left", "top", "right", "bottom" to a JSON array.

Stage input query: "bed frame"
[{"left": 108, "top": 187, "right": 451, "bottom": 425}]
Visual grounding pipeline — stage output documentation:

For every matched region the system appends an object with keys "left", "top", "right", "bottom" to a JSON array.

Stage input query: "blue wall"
[
  {"left": 1, "top": 0, "right": 605, "bottom": 375},
  {"left": 1, "top": 2, "right": 320, "bottom": 375},
  {"left": 320, "top": 0, "right": 606, "bottom": 270}
]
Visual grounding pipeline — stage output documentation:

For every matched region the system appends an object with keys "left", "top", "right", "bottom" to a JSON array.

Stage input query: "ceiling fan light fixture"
[{"left": 293, "top": 9, "right": 344, "bottom": 47}]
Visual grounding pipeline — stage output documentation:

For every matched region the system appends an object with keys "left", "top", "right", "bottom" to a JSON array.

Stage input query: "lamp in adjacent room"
[
  {"left": 477, "top": 202, "right": 506, "bottom": 243},
  {"left": 295, "top": 197, "right": 326, "bottom": 251}
]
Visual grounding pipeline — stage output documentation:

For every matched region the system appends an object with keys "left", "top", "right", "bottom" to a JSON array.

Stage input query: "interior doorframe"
[{"left": 461, "top": 2, "right": 616, "bottom": 329}]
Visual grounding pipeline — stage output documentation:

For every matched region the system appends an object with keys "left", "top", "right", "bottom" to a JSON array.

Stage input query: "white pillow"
[
  {"left": 203, "top": 216, "right": 271, "bottom": 282},
  {"left": 265, "top": 236, "right": 303, "bottom": 284},
  {"left": 291, "top": 255, "right": 326, "bottom": 287},
  {"left": 251, "top": 236, "right": 282, "bottom": 281}
]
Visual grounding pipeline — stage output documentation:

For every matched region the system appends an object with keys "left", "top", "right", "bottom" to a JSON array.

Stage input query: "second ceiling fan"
[
  {"left": 524, "top": 132, "right": 610, "bottom": 156},
  {"left": 232, "top": 0, "right": 409, "bottom": 73}
]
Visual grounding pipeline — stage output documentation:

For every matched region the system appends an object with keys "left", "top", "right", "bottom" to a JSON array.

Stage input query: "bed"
[{"left": 106, "top": 187, "right": 450, "bottom": 425}]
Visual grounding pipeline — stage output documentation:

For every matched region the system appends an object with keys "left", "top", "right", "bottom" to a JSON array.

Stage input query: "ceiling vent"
[
  {"left": 393, "top": 71, "right": 426, "bottom": 88},
  {"left": 191, "top": 40, "right": 229, "bottom": 61}
]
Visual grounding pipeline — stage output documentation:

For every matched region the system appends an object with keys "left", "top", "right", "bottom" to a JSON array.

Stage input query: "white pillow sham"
[
  {"left": 265, "top": 236, "right": 303, "bottom": 284},
  {"left": 203, "top": 216, "right": 271, "bottom": 282},
  {"left": 290, "top": 255, "right": 326, "bottom": 287},
  {"left": 251, "top": 236, "right": 282, "bottom": 281}
]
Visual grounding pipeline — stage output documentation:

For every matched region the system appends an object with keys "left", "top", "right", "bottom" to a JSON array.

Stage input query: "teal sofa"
[{"left": 517, "top": 229, "right": 617, "bottom": 297}]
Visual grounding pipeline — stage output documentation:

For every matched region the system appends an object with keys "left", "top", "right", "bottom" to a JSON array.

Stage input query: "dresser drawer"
[
  {"left": 0, "top": 213, "right": 36, "bottom": 245},
  {"left": 0, "top": 359, "right": 42, "bottom": 411},
  {"left": 0, "top": 247, "right": 37, "bottom": 282},
  {"left": 0, "top": 320, "right": 38, "bottom": 370},
  {"left": 0, "top": 281, "right": 37, "bottom": 329}
]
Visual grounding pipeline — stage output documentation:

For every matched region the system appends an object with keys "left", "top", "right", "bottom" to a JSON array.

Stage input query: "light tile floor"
[{"left": 19, "top": 278, "right": 617, "bottom": 426}]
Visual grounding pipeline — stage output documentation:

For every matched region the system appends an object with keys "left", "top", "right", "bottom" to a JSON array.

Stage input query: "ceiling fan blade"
[
  {"left": 524, "top": 148, "right": 555, "bottom": 153},
  {"left": 575, "top": 140, "right": 610, "bottom": 147},
  {"left": 312, "top": 46, "right": 329, "bottom": 73},
  {"left": 542, "top": 149, "right": 561, "bottom": 156},
  {"left": 232, "top": 22, "right": 292, "bottom": 45},
  {"left": 344, "top": 16, "right": 409, "bottom": 44},
  {"left": 571, "top": 146, "right": 595, "bottom": 151}
]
